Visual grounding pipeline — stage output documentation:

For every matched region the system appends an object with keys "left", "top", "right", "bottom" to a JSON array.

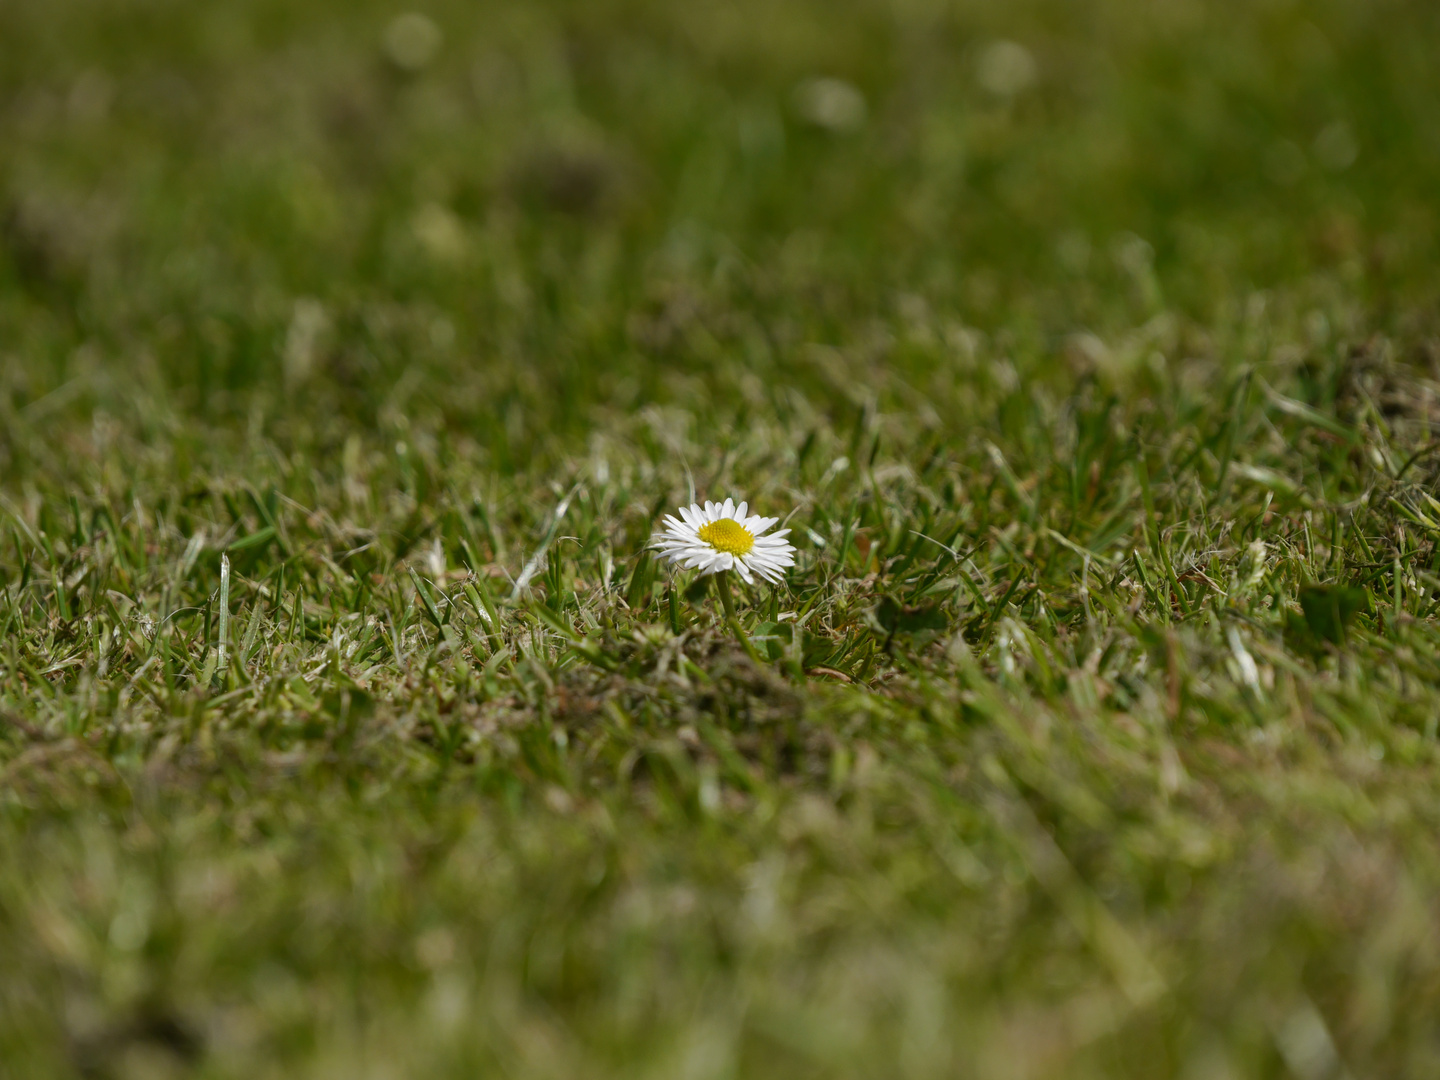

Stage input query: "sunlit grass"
[{"left": 4, "top": 0, "right": 1440, "bottom": 1077}]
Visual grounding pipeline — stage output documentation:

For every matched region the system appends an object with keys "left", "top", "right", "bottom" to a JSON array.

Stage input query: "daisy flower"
[{"left": 652, "top": 498, "right": 795, "bottom": 585}]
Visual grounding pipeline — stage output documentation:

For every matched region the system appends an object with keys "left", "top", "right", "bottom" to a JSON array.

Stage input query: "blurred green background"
[{"left": 4, "top": 0, "right": 1436, "bottom": 462}]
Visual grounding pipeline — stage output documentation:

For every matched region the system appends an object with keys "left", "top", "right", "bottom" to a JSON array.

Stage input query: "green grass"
[{"left": 5, "top": 0, "right": 1440, "bottom": 1076}]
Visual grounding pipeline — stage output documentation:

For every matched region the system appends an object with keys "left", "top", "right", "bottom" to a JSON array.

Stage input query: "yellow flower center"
[{"left": 696, "top": 518, "right": 755, "bottom": 556}]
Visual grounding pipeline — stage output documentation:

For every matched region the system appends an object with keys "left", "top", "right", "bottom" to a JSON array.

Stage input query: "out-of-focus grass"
[{"left": 4, "top": 1, "right": 1440, "bottom": 1077}]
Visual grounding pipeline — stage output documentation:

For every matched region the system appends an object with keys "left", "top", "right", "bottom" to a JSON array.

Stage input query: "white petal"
[
  {"left": 750, "top": 552, "right": 794, "bottom": 572},
  {"left": 746, "top": 516, "right": 777, "bottom": 536},
  {"left": 721, "top": 498, "right": 735, "bottom": 520},
  {"left": 735, "top": 501, "right": 748, "bottom": 520}
]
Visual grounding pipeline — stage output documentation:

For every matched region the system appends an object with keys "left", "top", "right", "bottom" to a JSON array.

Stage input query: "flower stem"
[{"left": 714, "top": 570, "right": 765, "bottom": 666}]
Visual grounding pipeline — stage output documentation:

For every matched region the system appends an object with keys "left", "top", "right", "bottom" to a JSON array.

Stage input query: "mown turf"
[{"left": 4, "top": 0, "right": 1440, "bottom": 1077}]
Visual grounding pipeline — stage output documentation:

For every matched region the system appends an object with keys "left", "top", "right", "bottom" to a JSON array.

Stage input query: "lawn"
[{"left": 4, "top": 0, "right": 1440, "bottom": 1076}]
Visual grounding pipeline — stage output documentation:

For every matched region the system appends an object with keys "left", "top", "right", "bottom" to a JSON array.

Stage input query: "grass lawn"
[{"left": 5, "top": 0, "right": 1440, "bottom": 1076}]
